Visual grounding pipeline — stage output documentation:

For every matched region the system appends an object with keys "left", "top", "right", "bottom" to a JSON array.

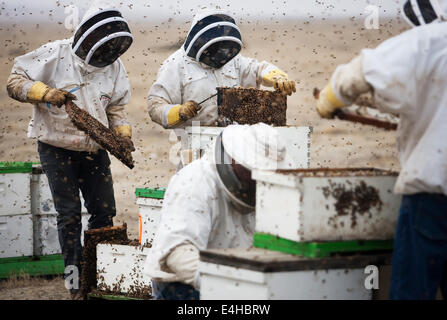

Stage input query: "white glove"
[{"left": 166, "top": 243, "right": 200, "bottom": 289}]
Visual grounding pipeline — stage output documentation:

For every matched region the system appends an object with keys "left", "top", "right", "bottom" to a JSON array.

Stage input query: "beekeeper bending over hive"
[
  {"left": 144, "top": 123, "right": 292, "bottom": 300},
  {"left": 6, "top": 1, "right": 134, "bottom": 299},
  {"left": 315, "top": 0, "right": 447, "bottom": 300},
  {"left": 147, "top": 9, "right": 296, "bottom": 131}
]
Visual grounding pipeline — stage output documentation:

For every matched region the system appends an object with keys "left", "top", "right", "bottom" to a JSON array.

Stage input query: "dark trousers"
[
  {"left": 390, "top": 193, "right": 447, "bottom": 300},
  {"left": 38, "top": 141, "right": 116, "bottom": 293},
  {"left": 152, "top": 280, "right": 200, "bottom": 300}
]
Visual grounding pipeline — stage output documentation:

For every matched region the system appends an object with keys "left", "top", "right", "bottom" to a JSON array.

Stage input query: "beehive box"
[
  {"left": 0, "top": 162, "right": 32, "bottom": 217},
  {"left": 199, "top": 248, "right": 392, "bottom": 300},
  {"left": 96, "top": 243, "right": 152, "bottom": 298},
  {"left": 0, "top": 162, "right": 33, "bottom": 258},
  {"left": 135, "top": 188, "right": 165, "bottom": 246},
  {"left": 217, "top": 87, "right": 287, "bottom": 126},
  {"left": 181, "top": 126, "right": 312, "bottom": 170},
  {"left": 31, "top": 165, "right": 90, "bottom": 256},
  {"left": 252, "top": 168, "right": 401, "bottom": 243}
]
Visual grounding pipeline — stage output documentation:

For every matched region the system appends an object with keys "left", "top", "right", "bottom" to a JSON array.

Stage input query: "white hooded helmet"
[
  {"left": 72, "top": 1, "right": 133, "bottom": 68},
  {"left": 213, "top": 123, "right": 290, "bottom": 213},
  {"left": 402, "top": 0, "right": 447, "bottom": 27},
  {"left": 183, "top": 9, "right": 242, "bottom": 69}
]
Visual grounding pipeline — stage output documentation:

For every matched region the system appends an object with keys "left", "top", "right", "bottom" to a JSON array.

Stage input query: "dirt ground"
[{"left": 0, "top": 17, "right": 409, "bottom": 299}]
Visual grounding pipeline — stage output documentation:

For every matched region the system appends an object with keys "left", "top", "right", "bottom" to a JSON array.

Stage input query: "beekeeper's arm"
[
  {"left": 107, "top": 60, "right": 134, "bottom": 150},
  {"left": 316, "top": 55, "right": 372, "bottom": 118},
  {"left": 316, "top": 29, "right": 419, "bottom": 119},
  {"left": 147, "top": 59, "right": 201, "bottom": 129},
  {"left": 238, "top": 56, "right": 296, "bottom": 96},
  {"left": 6, "top": 46, "right": 76, "bottom": 107},
  {"left": 152, "top": 164, "right": 214, "bottom": 289}
]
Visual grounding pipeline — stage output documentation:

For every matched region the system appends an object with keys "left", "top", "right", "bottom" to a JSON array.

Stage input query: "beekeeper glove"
[
  {"left": 113, "top": 125, "right": 135, "bottom": 152},
  {"left": 315, "top": 83, "right": 345, "bottom": 119},
  {"left": 262, "top": 69, "right": 296, "bottom": 96},
  {"left": 167, "top": 101, "right": 201, "bottom": 127},
  {"left": 316, "top": 55, "right": 372, "bottom": 119},
  {"left": 166, "top": 243, "right": 200, "bottom": 289},
  {"left": 27, "top": 81, "right": 77, "bottom": 107}
]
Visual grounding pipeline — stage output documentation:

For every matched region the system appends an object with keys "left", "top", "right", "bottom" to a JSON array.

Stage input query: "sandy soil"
[
  {"left": 0, "top": 275, "right": 70, "bottom": 300},
  {"left": 0, "top": 18, "right": 409, "bottom": 299}
]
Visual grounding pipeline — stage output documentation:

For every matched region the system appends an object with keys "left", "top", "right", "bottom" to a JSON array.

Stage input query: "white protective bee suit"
[
  {"left": 147, "top": 9, "right": 293, "bottom": 132},
  {"left": 316, "top": 0, "right": 447, "bottom": 196},
  {"left": 6, "top": 1, "right": 132, "bottom": 152},
  {"left": 144, "top": 123, "right": 289, "bottom": 290}
]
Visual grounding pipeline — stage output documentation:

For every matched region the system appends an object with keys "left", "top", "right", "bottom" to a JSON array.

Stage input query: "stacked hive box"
[
  {"left": 135, "top": 188, "right": 165, "bottom": 246},
  {"left": 181, "top": 125, "right": 312, "bottom": 169},
  {"left": 94, "top": 188, "right": 166, "bottom": 298},
  {"left": 0, "top": 162, "right": 34, "bottom": 258},
  {"left": 0, "top": 161, "right": 90, "bottom": 277},
  {"left": 252, "top": 168, "right": 401, "bottom": 249}
]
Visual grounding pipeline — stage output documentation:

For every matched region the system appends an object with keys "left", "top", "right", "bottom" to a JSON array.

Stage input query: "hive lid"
[
  {"left": 0, "top": 162, "right": 34, "bottom": 174},
  {"left": 135, "top": 188, "right": 166, "bottom": 199},
  {"left": 252, "top": 167, "right": 399, "bottom": 188},
  {"left": 200, "top": 247, "right": 392, "bottom": 272}
]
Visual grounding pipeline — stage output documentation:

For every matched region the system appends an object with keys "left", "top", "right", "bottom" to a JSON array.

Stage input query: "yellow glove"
[
  {"left": 315, "top": 83, "right": 346, "bottom": 119},
  {"left": 113, "top": 125, "right": 135, "bottom": 152},
  {"left": 27, "top": 81, "right": 77, "bottom": 107},
  {"left": 167, "top": 101, "right": 201, "bottom": 127},
  {"left": 262, "top": 69, "right": 296, "bottom": 96}
]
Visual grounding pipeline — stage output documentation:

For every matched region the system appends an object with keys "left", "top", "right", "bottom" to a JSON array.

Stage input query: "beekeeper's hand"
[
  {"left": 315, "top": 84, "right": 345, "bottom": 119},
  {"left": 113, "top": 125, "right": 135, "bottom": 152},
  {"left": 27, "top": 81, "right": 77, "bottom": 107},
  {"left": 167, "top": 101, "right": 201, "bottom": 127},
  {"left": 262, "top": 69, "right": 296, "bottom": 96},
  {"left": 166, "top": 243, "right": 200, "bottom": 289}
]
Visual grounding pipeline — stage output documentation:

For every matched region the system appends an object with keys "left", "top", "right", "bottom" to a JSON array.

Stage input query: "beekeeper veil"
[
  {"left": 214, "top": 123, "right": 289, "bottom": 214},
  {"left": 402, "top": 0, "right": 447, "bottom": 26},
  {"left": 72, "top": 1, "right": 133, "bottom": 68},
  {"left": 183, "top": 9, "right": 242, "bottom": 69}
]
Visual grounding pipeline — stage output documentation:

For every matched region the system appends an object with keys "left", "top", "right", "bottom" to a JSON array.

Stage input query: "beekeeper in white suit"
[
  {"left": 147, "top": 9, "right": 296, "bottom": 132},
  {"left": 6, "top": 1, "right": 134, "bottom": 299},
  {"left": 315, "top": 0, "right": 447, "bottom": 300},
  {"left": 144, "top": 123, "right": 291, "bottom": 300}
]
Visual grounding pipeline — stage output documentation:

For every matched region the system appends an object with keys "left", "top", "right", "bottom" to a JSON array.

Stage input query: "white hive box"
[
  {"left": 0, "top": 162, "right": 33, "bottom": 258},
  {"left": 96, "top": 243, "right": 152, "bottom": 295},
  {"left": 0, "top": 214, "right": 34, "bottom": 259},
  {"left": 183, "top": 126, "right": 224, "bottom": 157},
  {"left": 199, "top": 248, "right": 391, "bottom": 300},
  {"left": 31, "top": 165, "right": 90, "bottom": 256},
  {"left": 253, "top": 168, "right": 402, "bottom": 242},
  {"left": 182, "top": 125, "right": 312, "bottom": 169},
  {"left": 135, "top": 188, "right": 165, "bottom": 246}
]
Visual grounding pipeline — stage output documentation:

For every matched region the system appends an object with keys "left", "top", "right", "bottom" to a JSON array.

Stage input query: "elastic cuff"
[
  {"left": 326, "top": 83, "right": 346, "bottom": 108},
  {"left": 164, "top": 104, "right": 182, "bottom": 128},
  {"left": 27, "top": 81, "right": 50, "bottom": 102},
  {"left": 113, "top": 125, "right": 132, "bottom": 138}
]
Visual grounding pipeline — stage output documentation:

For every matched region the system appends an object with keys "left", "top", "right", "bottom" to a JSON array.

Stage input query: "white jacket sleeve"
[
  {"left": 147, "top": 53, "right": 183, "bottom": 128},
  {"left": 330, "top": 54, "right": 372, "bottom": 106},
  {"left": 7, "top": 43, "right": 58, "bottom": 102},
  {"left": 147, "top": 160, "right": 215, "bottom": 282},
  {"left": 362, "top": 29, "right": 419, "bottom": 116},
  {"left": 107, "top": 60, "right": 131, "bottom": 128},
  {"left": 237, "top": 55, "right": 284, "bottom": 88}
]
